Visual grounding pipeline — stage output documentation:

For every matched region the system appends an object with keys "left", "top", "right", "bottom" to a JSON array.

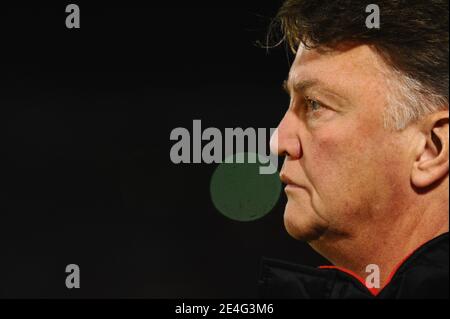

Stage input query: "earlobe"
[{"left": 411, "top": 112, "right": 449, "bottom": 189}]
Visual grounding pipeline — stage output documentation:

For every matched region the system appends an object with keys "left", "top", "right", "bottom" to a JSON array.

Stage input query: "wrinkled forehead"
[{"left": 288, "top": 43, "right": 389, "bottom": 99}]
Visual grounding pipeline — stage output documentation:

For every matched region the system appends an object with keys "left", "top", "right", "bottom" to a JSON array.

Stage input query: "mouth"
[
  {"left": 284, "top": 183, "right": 304, "bottom": 190},
  {"left": 280, "top": 173, "right": 305, "bottom": 190}
]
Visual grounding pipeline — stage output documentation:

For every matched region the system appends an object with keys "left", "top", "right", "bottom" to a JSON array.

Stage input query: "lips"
[
  {"left": 284, "top": 183, "right": 304, "bottom": 190},
  {"left": 279, "top": 172, "right": 304, "bottom": 189}
]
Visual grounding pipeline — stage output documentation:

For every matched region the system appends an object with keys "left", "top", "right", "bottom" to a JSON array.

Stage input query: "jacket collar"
[{"left": 258, "top": 232, "right": 449, "bottom": 299}]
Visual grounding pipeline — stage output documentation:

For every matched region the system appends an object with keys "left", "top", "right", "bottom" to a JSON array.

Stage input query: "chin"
[{"left": 283, "top": 202, "right": 328, "bottom": 242}]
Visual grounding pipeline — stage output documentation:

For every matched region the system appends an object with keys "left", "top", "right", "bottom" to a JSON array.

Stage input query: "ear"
[{"left": 411, "top": 110, "right": 449, "bottom": 188}]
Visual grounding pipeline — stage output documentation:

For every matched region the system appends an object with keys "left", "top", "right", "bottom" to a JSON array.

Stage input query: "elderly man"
[{"left": 259, "top": 0, "right": 449, "bottom": 298}]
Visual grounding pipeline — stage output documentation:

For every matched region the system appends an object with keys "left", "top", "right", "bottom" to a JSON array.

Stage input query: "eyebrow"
[
  {"left": 282, "top": 78, "right": 349, "bottom": 103},
  {"left": 283, "top": 78, "right": 318, "bottom": 94}
]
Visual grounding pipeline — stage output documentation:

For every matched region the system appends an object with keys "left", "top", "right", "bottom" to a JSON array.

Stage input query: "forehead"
[{"left": 288, "top": 44, "right": 387, "bottom": 100}]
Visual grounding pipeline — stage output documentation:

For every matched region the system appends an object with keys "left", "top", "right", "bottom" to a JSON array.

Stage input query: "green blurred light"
[{"left": 210, "top": 152, "right": 281, "bottom": 222}]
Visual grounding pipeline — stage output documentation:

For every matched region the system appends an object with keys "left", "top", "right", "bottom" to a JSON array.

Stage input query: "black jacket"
[{"left": 258, "top": 232, "right": 449, "bottom": 299}]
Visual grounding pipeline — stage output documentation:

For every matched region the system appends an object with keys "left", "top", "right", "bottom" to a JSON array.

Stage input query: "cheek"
[
  {"left": 304, "top": 122, "right": 379, "bottom": 204},
  {"left": 306, "top": 125, "right": 362, "bottom": 177}
]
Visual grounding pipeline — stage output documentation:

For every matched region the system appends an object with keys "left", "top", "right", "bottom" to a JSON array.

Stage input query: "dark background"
[{"left": 0, "top": 1, "right": 327, "bottom": 298}]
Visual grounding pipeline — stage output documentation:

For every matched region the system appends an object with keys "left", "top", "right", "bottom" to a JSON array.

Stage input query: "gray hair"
[{"left": 383, "top": 68, "right": 449, "bottom": 131}]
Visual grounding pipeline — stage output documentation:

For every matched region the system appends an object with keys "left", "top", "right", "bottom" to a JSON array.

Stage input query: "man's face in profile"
[{"left": 272, "top": 44, "right": 414, "bottom": 243}]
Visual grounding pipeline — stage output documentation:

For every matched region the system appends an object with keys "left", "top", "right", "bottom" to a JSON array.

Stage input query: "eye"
[{"left": 304, "top": 97, "right": 323, "bottom": 112}]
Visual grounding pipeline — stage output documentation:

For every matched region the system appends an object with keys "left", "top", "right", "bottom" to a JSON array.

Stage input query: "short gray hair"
[{"left": 383, "top": 67, "right": 448, "bottom": 131}]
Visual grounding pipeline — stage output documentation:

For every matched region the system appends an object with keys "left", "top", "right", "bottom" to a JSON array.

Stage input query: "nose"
[{"left": 270, "top": 111, "right": 302, "bottom": 159}]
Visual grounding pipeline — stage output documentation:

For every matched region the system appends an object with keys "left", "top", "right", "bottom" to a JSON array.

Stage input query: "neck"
[{"left": 310, "top": 194, "right": 449, "bottom": 289}]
